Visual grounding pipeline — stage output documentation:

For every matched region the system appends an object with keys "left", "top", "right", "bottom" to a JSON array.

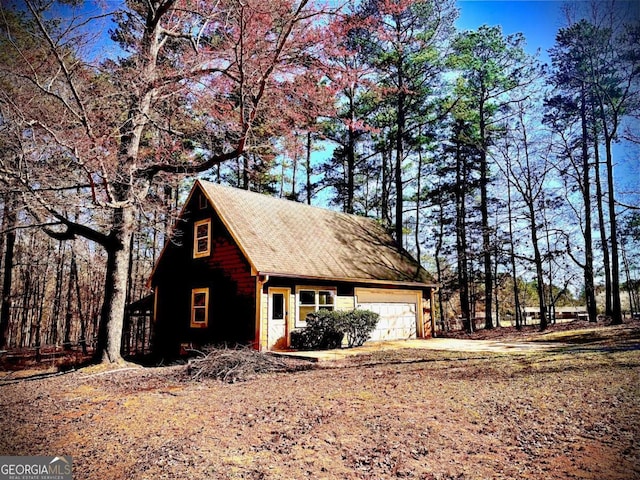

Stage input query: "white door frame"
[{"left": 267, "top": 287, "right": 291, "bottom": 349}]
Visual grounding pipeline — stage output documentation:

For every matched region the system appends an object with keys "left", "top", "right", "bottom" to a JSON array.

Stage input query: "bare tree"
[{"left": 0, "top": 0, "right": 331, "bottom": 363}]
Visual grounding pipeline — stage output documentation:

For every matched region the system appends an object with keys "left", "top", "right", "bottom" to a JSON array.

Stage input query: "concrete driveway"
[{"left": 275, "top": 337, "right": 565, "bottom": 362}]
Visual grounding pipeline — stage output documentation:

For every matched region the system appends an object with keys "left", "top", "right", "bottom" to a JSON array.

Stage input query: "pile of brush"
[{"left": 185, "top": 346, "right": 313, "bottom": 383}]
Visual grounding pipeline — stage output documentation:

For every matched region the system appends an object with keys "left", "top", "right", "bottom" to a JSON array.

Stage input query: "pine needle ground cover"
[{"left": 1, "top": 322, "right": 638, "bottom": 480}]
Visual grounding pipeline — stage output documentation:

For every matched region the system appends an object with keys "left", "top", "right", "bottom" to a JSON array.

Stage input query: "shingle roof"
[{"left": 198, "top": 180, "right": 434, "bottom": 286}]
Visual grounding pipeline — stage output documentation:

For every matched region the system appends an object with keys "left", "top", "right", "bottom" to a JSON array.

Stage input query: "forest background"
[{"left": 0, "top": 0, "right": 638, "bottom": 363}]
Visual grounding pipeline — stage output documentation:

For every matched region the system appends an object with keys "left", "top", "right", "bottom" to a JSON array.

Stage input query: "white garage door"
[
  {"left": 355, "top": 288, "right": 420, "bottom": 342},
  {"left": 357, "top": 302, "right": 417, "bottom": 341}
]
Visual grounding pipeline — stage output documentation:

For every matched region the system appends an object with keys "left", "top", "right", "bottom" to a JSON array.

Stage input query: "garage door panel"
[{"left": 358, "top": 302, "right": 417, "bottom": 341}]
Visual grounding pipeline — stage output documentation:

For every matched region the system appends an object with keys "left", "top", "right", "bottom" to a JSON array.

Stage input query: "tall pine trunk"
[
  {"left": 394, "top": 90, "right": 405, "bottom": 247},
  {"left": 455, "top": 140, "right": 472, "bottom": 332},
  {"left": 604, "top": 136, "right": 622, "bottom": 324},
  {"left": 0, "top": 196, "right": 16, "bottom": 348},
  {"left": 580, "top": 85, "right": 598, "bottom": 323},
  {"left": 592, "top": 127, "right": 612, "bottom": 317},
  {"left": 479, "top": 96, "right": 494, "bottom": 329},
  {"left": 529, "top": 201, "right": 548, "bottom": 331},
  {"left": 346, "top": 97, "right": 356, "bottom": 214},
  {"left": 306, "top": 132, "right": 313, "bottom": 205},
  {"left": 506, "top": 171, "right": 522, "bottom": 329},
  {"left": 434, "top": 203, "right": 446, "bottom": 331}
]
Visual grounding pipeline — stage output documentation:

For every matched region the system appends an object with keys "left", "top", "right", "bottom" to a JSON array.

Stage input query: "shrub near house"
[{"left": 290, "top": 310, "right": 380, "bottom": 350}]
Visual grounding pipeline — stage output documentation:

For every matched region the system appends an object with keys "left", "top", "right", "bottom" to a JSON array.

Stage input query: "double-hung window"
[
  {"left": 193, "top": 219, "right": 211, "bottom": 258},
  {"left": 191, "top": 288, "right": 209, "bottom": 328},
  {"left": 297, "top": 288, "right": 335, "bottom": 327}
]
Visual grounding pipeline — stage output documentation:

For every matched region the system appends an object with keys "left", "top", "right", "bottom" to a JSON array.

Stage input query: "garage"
[{"left": 355, "top": 288, "right": 423, "bottom": 341}]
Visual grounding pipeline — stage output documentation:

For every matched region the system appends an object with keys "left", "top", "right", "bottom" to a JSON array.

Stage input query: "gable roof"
[{"left": 197, "top": 180, "right": 434, "bottom": 287}]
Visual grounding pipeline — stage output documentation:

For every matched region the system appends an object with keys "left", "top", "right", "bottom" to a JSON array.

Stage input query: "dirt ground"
[{"left": 1, "top": 320, "right": 639, "bottom": 480}]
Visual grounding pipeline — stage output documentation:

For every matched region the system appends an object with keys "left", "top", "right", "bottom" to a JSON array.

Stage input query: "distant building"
[{"left": 523, "top": 306, "right": 587, "bottom": 324}]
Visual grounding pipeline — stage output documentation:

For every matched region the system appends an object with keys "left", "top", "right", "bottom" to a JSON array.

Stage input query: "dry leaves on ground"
[{"left": 0, "top": 321, "right": 638, "bottom": 480}]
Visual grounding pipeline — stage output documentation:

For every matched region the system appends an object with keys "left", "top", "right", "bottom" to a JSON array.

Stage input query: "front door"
[{"left": 268, "top": 288, "right": 291, "bottom": 350}]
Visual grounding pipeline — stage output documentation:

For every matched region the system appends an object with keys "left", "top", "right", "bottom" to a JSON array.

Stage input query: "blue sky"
[
  {"left": 456, "top": 1, "right": 640, "bottom": 65},
  {"left": 456, "top": 0, "right": 639, "bottom": 200},
  {"left": 456, "top": 0, "right": 566, "bottom": 64}
]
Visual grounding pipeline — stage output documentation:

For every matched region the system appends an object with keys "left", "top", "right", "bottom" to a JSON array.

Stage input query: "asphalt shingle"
[{"left": 199, "top": 180, "right": 434, "bottom": 285}]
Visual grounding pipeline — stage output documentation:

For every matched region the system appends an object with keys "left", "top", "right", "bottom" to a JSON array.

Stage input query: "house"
[
  {"left": 523, "top": 306, "right": 587, "bottom": 324},
  {"left": 150, "top": 180, "right": 437, "bottom": 356}
]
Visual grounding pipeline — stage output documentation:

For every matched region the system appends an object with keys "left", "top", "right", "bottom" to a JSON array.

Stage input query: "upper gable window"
[
  {"left": 198, "top": 192, "right": 208, "bottom": 210},
  {"left": 193, "top": 219, "right": 211, "bottom": 258}
]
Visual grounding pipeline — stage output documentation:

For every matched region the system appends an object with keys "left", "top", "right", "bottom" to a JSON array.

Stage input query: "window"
[
  {"left": 272, "top": 293, "right": 285, "bottom": 320},
  {"left": 193, "top": 219, "right": 211, "bottom": 258},
  {"left": 297, "top": 288, "right": 335, "bottom": 327},
  {"left": 191, "top": 288, "right": 209, "bottom": 328},
  {"left": 198, "top": 192, "right": 208, "bottom": 210}
]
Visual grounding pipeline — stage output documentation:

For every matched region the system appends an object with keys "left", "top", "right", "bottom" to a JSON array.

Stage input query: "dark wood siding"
[
  {"left": 151, "top": 187, "right": 256, "bottom": 358},
  {"left": 208, "top": 239, "right": 255, "bottom": 297}
]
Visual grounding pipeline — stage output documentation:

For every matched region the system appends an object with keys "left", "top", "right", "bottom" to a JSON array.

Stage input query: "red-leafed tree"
[{"left": 0, "top": 0, "right": 330, "bottom": 362}]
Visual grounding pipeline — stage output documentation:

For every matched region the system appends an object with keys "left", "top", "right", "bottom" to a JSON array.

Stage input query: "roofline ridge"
[{"left": 197, "top": 179, "right": 384, "bottom": 225}]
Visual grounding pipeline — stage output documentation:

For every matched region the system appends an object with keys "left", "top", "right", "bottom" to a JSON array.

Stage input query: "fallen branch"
[{"left": 186, "top": 346, "right": 313, "bottom": 383}]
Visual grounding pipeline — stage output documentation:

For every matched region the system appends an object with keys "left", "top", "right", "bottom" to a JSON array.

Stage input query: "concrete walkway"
[{"left": 273, "top": 337, "right": 565, "bottom": 362}]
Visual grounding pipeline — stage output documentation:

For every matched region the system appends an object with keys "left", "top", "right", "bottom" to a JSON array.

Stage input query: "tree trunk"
[
  {"left": 0, "top": 196, "right": 16, "bottom": 349},
  {"left": 34, "top": 277, "right": 45, "bottom": 362},
  {"left": 621, "top": 244, "right": 637, "bottom": 316},
  {"left": 346, "top": 98, "right": 356, "bottom": 214},
  {"left": 580, "top": 85, "right": 598, "bottom": 323},
  {"left": 605, "top": 139, "right": 623, "bottom": 325},
  {"left": 414, "top": 134, "right": 423, "bottom": 268},
  {"left": 95, "top": 206, "right": 134, "bottom": 363},
  {"left": 395, "top": 91, "right": 405, "bottom": 247},
  {"left": 493, "top": 226, "right": 501, "bottom": 328},
  {"left": 455, "top": 139, "right": 472, "bottom": 332},
  {"left": 435, "top": 203, "right": 445, "bottom": 331},
  {"left": 306, "top": 132, "right": 313, "bottom": 205},
  {"left": 291, "top": 149, "right": 298, "bottom": 200},
  {"left": 63, "top": 249, "right": 76, "bottom": 351},
  {"left": 479, "top": 96, "right": 493, "bottom": 330},
  {"left": 71, "top": 255, "right": 88, "bottom": 355},
  {"left": 593, "top": 132, "right": 612, "bottom": 317},
  {"left": 49, "top": 241, "right": 66, "bottom": 344},
  {"left": 506, "top": 176, "right": 522, "bottom": 330},
  {"left": 381, "top": 146, "right": 391, "bottom": 226},
  {"left": 529, "top": 202, "right": 548, "bottom": 331}
]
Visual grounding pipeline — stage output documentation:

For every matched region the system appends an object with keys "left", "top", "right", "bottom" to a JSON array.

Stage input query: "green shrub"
[
  {"left": 290, "top": 309, "right": 379, "bottom": 350},
  {"left": 290, "top": 310, "right": 344, "bottom": 350},
  {"left": 340, "top": 309, "right": 380, "bottom": 348}
]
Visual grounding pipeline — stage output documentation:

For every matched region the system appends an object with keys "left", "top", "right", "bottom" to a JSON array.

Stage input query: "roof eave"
[{"left": 256, "top": 271, "right": 437, "bottom": 289}]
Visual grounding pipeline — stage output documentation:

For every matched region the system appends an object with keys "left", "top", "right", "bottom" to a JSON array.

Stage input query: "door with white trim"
[{"left": 268, "top": 288, "right": 290, "bottom": 350}]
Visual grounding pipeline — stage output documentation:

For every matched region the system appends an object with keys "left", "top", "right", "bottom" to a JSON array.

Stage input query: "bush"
[
  {"left": 340, "top": 309, "right": 380, "bottom": 348},
  {"left": 290, "top": 310, "right": 344, "bottom": 350},
  {"left": 290, "top": 309, "right": 380, "bottom": 350}
]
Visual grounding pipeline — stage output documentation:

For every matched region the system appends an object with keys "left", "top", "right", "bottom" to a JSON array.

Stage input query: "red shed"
[{"left": 150, "top": 180, "right": 436, "bottom": 356}]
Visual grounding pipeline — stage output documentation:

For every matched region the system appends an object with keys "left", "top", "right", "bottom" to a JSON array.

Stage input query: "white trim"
[{"left": 267, "top": 287, "right": 291, "bottom": 349}]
